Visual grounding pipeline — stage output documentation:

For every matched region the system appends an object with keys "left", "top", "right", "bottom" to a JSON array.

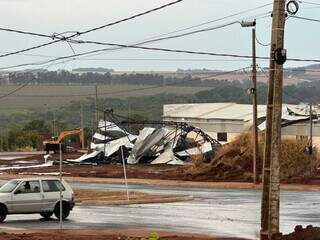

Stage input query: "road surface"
[{"left": 0, "top": 181, "right": 319, "bottom": 239}]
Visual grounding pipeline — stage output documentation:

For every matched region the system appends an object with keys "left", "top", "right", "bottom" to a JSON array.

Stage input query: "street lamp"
[
  {"left": 241, "top": 20, "right": 259, "bottom": 184},
  {"left": 240, "top": 20, "right": 256, "bottom": 28}
]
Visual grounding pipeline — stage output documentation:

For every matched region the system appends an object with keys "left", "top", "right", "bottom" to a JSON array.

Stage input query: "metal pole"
[
  {"left": 103, "top": 110, "right": 106, "bottom": 158},
  {"left": 59, "top": 143, "right": 63, "bottom": 230},
  {"left": 120, "top": 146, "right": 130, "bottom": 201},
  {"left": 252, "top": 27, "right": 259, "bottom": 184},
  {"left": 309, "top": 103, "right": 313, "bottom": 174},
  {"left": 80, "top": 103, "right": 85, "bottom": 150},
  {"left": 52, "top": 111, "right": 56, "bottom": 137},
  {"left": 95, "top": 84, "right": 99, "bottom": 128},
  {"left": 310, "top": 103, "right": 313, "bottom": 154}
]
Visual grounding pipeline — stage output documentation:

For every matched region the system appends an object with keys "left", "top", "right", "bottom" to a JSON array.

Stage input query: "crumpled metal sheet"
[
  {"left": 103, "top": 135, "right": 137, "bottom": 157},
  {"left": 127, "top": 128, "right": 170, "bottom": 164},
  {"left": 98, "top": 120, "right": 130, "bottom": 138},
  {"left": 151, "top": 142, "right": 175, "bottom": 165},
  {"left": 67, "top": 150, "right": 102, "bottom": 163}
]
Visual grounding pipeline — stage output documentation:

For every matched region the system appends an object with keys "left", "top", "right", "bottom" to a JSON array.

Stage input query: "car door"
[
  {"left": 10, "top": 180, "right": 44, "bottom": 213},
  {"left": 41, "top": 180, "right": 65, "bottom": 211}
]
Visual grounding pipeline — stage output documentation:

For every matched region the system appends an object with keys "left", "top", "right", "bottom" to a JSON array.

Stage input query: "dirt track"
[{"left": 75, "top": 189, "right": 193, "bottom": 205}]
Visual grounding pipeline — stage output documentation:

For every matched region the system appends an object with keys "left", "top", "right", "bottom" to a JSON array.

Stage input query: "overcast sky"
[{"left": 0, "top": 0, "right": 319, "bottom": 71}]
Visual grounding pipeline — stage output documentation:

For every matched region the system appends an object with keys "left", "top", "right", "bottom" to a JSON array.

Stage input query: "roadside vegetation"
[{"left": 187, "top": 133, "right": 320, "bottom": 182}]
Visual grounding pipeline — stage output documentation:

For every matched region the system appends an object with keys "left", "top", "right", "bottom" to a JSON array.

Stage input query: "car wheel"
[
  {"left": 0, "top": 206, "right": 7, "bottom": 223},
  {"left": 40, "top": 212, "right": 53, "bottom": 219},
  {"left": 54, "top": 202, "right": 70, "bottom": 220}
]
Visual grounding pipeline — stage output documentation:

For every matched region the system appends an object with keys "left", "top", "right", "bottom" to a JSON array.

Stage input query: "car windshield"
[{"left": 0, "top": 180, "right": 20, "bottom": 193}]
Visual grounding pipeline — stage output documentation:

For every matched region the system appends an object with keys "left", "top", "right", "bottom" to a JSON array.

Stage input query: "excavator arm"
[
  {"left": 56, "top": 129, "right": 84, "bottom": 144},
  {"left": 43, "top": 128, "right": 84, "bottom": 153}
]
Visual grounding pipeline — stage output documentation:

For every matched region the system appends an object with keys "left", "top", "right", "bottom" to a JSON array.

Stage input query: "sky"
[{"left": 0, "top": 0, "right": 319, "bottom": 71}]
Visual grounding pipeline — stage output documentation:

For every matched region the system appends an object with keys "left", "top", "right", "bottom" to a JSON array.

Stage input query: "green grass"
[{"left": 0, "top": 84, "right": 206, "bottom": 114}]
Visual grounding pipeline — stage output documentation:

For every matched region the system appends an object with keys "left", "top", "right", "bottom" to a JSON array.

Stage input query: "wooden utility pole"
[
  {"left": 261, "top": 0, "right": 286, "bottom": 239},
  {"left": 252, "top": 27, "right": 259, "bottom": 185}
]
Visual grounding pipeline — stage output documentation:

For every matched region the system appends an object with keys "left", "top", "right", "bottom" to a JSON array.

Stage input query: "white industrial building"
[{"left": 163, "top": 103, "right": 320, "bottom": 144}]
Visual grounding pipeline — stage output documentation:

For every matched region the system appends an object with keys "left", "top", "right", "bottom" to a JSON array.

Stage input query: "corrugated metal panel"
[
  {"left": 164, "top": 103, "right": 267, "bottom": 121},
  {"left": 164, "top": 103, "right": 301, "bottom": 122}
]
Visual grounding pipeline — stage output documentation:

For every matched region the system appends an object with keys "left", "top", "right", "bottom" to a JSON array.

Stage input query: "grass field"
[{"left": 0, "top": 84, "right": 207, "bottom": 114}]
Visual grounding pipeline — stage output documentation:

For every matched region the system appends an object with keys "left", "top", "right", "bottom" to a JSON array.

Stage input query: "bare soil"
[
  {"left": 74, "top": 189, "right": 193, "bottom": 205},
  {"left": 283, "top": 225, "right": 320, "bottom": 240},
  {"left": 0, "top": 230, "right": 248, "bottom": 240},
  {"left": 1, "top": 151, "right": 320, "bottom": 188}
]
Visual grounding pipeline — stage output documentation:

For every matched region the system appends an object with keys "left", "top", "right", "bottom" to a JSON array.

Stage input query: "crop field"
[{"left": 0, "top": 84, "right": 207, "bottom": 114}]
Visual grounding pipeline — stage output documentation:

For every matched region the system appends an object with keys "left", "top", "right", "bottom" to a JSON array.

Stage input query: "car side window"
[
  {"left": 16, "top": 181, "right": 40, "bottom": 194},
  {"left": 42, "top": 180, "right": 65, "bottom": 192}
]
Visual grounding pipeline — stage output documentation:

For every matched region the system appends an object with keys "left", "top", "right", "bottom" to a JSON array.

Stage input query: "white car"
[{"left": 0, "top": 178, "right": 75, "bottom": 222}]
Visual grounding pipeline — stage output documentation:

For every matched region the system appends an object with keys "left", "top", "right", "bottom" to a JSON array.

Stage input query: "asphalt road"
[{"left": 0, "top": 181, "right": 319, "bottom": 239}]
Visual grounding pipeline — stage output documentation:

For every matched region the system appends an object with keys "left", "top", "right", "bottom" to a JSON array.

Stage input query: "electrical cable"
[
  {"left": 53, "top": 11, "right": 271, "bottom": 61},
  {"left": 2, "top": 35, "right": 320, "bottom": 71},
  {"left": 0, "top": 58, "right": 75, "bottom": 100},
  {"left": 0, "top": 0, "right": 183, "bottom": 58},
  {"left": 290, "top": 15, "right": 320, "bottom": 23},
  {"left": 0, "top": 11, "right": 271, "bottom": 65},
  {"left": 71, "top": 39, "right": 320, "bottom": 63},
  {"left": 10, "top": 41, "right": 271, "bottom": 71},
  {"left": 133, "top": 2, "right": 272, "bottom": 44},
  {"left": 0, "top": 4, "right": 271, "bottom": 64},
  {"left": 300, "top": 1, "right": 320, "bottom": 6},
  {"left": 257, "top": 65, "right": 306, "bottom": 103},
  {"left": 255, "top": 26, "right": 271, "bottom": 47}
]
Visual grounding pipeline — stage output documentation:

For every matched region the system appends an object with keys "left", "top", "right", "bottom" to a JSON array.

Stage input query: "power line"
[
  {"left": 0, "top": 0, "right": 183, "bottom": 58},
  {"left": 0, "top": 14, "right": 271, "bottom": 70},
  {"left": 0, "top": 27, "right": 52, "bottom": 38},
  {"left": 0, "top": 3, "right": 272, "bottom": 64},
  {"left": 300, "top": 1, "right": 320, "bottom": 6},
  {"left": 76, "top": 58, "right": 259, "bottom": 62},
  {"left": 0, "top": 38, "right": 271, "bottom": 71},
  {"left": 134, "top": 2, "right": 272, "bottom": 43},
  {"left": 0, "top": 58, "right": 76, "bottom": 100},
  {"left": 255, "top": 26, "right": 271, "bottom": 46},
  {"left": 290, "top": 15, "right": 320, "bottom": 23},
  {"left": 0, "top": 50, "right": 262, "bottom": 62},
  {"left": 257, "top": 65, "right": 306, "bottom": 103},
  {"left": 0, "top": 11, "right": 271, "bottom": 63},
  {"left": 71, "top": 39, "right": 320, "bottom": 63},
  {"left": 61, "top": 11, "right": 271, "bottom": 60},
  {"left": 0, "top": 3, "right": 271, "bottom": 44},
  {"left": 2, "top": 35, "right": 320, "bottom": 72},
  {"left": 2, "top": 35, "right": 320, "bottom": 71}
]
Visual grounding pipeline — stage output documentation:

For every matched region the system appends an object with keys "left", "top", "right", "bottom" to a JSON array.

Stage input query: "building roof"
[{"left": 163, "top": 103, "right": 268, "bottom": 121}]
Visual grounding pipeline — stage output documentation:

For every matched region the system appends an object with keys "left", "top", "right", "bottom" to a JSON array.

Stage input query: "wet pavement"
[{"left": 0, "top": 181, "right": 319, "bottom": 239}]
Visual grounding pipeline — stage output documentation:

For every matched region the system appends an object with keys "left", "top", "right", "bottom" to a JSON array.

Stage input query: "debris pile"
[
  {"left": 69, "top": 120, "right": 221, "bottom": 166},
  {"left": 186, "top": 133, "right": 320, "bottom": 182},
  {"left": 282, "top": 225, "right": 320, "bottom": 240}
]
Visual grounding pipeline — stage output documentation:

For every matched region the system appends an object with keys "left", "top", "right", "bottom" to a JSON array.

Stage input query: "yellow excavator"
[{"left": 43, "top": 128, "right": 84, "bottom": 153}]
